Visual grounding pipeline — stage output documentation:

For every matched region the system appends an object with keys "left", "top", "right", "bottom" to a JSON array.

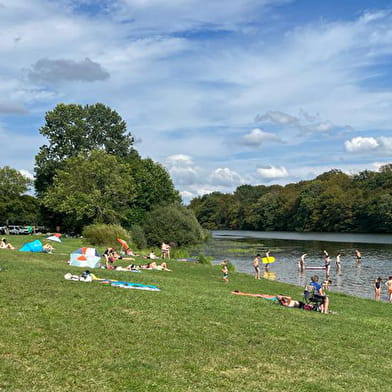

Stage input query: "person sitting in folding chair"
[{"left": 304, "top": 275, "right": 329, "bottom": 314}]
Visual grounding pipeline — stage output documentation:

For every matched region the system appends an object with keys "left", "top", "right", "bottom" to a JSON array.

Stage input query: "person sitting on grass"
[
  {"left": 308, "top": 275, "right": 329, "bottom": 314},
  {"left": 0, "top": 238, "right": 15, "bottom": 250},
  {"left": 160, "top": 261, "right": 171, "bottom": 271},
  {"left": 42, "top": 243, "right": 54, "bottom": 254}
]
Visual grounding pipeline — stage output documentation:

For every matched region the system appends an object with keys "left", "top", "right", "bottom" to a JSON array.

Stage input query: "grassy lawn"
[{"left": 0, "top": 236, "right": 390, "bottom": 391}]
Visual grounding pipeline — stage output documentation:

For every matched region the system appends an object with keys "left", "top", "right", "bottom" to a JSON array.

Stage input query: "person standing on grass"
[
  {"left": 253, "top": 254, "right": 261, "bottom": 280},
  {"left": 374, "top": 277, "right": 382, "bottom": 301},
  {"left": 222, "top": 264, "right": 229, "bottom": 283},
  {"left": 385, "top": 276, "right": 392, "bottom": 303}
]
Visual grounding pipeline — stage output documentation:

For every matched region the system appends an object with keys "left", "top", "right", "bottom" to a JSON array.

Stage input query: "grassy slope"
[{"left": 0, "top": 236, "right": 391, "bottom": 391}]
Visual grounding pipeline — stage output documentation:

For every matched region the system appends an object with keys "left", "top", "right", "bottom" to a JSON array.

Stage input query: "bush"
[
  {"left": 82, "top": 223, "right": 131, "bottom": 247},
  {"left": 196, "top": 254, "right": 212, "bottom": 265},
  {"left": 130, "top": 224, "right": 147, "bottom": 249},
  {"left": 142, "top": 204, "right": 205, "bottom": 247}
]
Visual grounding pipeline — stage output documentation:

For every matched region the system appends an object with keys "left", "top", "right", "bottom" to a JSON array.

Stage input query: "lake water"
[{"left": 199, "top": 230, "right": 392, "bottom": 301}]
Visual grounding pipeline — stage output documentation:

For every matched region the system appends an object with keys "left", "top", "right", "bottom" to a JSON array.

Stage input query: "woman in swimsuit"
[{"left": 374, "top": 277, "right": 382, "bottom": 301}]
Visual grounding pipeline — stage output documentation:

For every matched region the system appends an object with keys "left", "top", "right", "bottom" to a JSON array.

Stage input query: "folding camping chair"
[{"left": 303, "top": 284, "right": 324, "bottom": 312}]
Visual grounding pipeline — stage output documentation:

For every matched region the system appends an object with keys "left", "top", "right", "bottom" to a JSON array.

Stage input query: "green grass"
[{"left": 0, "top": 236, "right": 391, "bottom": 391}]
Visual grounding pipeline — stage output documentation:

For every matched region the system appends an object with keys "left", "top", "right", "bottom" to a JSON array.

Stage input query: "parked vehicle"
[
  {"left": 18, "top": 226, "right": 30, "bottom": 235},
  {"left": 0, "top": 226, "right": 5, "bottom": 235},
  {"left": 8, "top": 225, "right": 22, "bottom": 235}
]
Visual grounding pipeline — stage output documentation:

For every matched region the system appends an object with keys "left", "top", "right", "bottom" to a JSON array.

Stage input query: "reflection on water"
[{"left": 200, "top": 230, "right": 392, "bottom": 300}]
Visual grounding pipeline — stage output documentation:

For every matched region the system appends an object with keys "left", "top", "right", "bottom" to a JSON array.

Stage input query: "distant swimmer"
[
  {"left": 299, "top": 253, "right": 307, "bottom": 273},
  {"left": 323, "top": 250, "right": 331, "bottom": 277},
  {"left": 336, "top": 253, "right": 342, "bottom": 275},
  {"left": 264, "top": 250, "right": 271, "bottom": 272},
  {"left": 355, "top": 249, "right": 362, "bottom": 265}
]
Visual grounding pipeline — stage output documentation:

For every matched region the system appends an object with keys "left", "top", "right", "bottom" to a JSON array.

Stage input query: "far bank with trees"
[{"left": 188, "top": 166, "right": 392, "bottom": 233}]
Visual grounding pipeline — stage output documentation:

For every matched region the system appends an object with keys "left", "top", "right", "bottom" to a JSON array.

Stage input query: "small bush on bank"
[
  {"left": 196, "top": 254, "right": 212, "bottom": 265},
  {"left": 142, "top": 203, "right": 205, "bottom": 247},
  {"left": 130, "top": 224, "right": 147, "bottom": 249},
  {"left": 82, "top": 223, "right": 131, "bottom": 246}
]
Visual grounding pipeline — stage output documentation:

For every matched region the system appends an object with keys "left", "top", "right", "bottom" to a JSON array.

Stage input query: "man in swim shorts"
[{"left": 253, "top": 254, "right": 261, "bottom": 280}]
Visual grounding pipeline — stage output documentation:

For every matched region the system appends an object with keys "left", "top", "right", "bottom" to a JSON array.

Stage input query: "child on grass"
[{"left": 222, "top": 264, "right": 229, "bottom": 283}]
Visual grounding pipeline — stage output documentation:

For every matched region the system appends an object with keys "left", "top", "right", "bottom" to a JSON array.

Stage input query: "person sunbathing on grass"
[
  {"left": 276, "top": 295, "right": 306, "bottom": 309},
  {"left": 0, "top": 238, "right": 15, "bottom": 250}
]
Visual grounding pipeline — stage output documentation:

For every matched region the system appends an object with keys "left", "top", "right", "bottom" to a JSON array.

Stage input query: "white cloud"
[
  {"left": 209, "top": 168, "right": 243, "bottom": 187},
  {"left": 242, "top": 128, "right": 282, "bottom": 146},
  {"left": 378, "top": 137, "right": 392, "bottom": 152},
  {"left": 165, "top": 154, "right": 201, "bottom": 185},
  {"left": 256, "top": 166, "right": 289, "bottom": 179},
  {"left": 19, "top": 169, "right": 34, "bottom": 179},
  {"left": 166, "top": 154, "right": 194, "bottom": 166},
  {"left": 179, "top": 190, "right": 193, "bottom": 198},
  {"left": 345, "top": 137, "right": 380, "bottom": 153}
]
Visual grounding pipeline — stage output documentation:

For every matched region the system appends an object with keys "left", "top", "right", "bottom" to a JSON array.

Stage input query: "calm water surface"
[{"left": 199, "top": 230, "right": 392, "bottom": 301}]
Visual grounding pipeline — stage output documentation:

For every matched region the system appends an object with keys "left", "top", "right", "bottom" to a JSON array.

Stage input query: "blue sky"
[{"left": 1, "top": 0, "right": 392, "bottom": 202}]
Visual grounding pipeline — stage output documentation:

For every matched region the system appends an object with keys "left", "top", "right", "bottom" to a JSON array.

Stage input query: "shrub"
[
  {"left": 130, "top": 224, "right": 147, "bottom": 249},
  {"left": 142, "top": 203, "right": 205, "bottom": 247},
  {"left": 196, "top": 254, "right": 212, "bottom": 265},
  {"left": 82, "top": 223, "right": 131, "bottom": 247}
]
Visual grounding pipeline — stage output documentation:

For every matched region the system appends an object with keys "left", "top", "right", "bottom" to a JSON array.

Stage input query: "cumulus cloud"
[
  {"left": 345, "top": 137, "right": 380, "bottom": 153},
  {"left": 345, "top": 136, "right": 392, "bottom": 154},
  {"left": 209, "top": 168, "right": 243, "bottom": 187},
  {"left": 165, "top": 154, "right": 200, "bottom": 185},
  {"left": 241, "top": 128, "right": 282, "bottom": 147},
  {"left": 256, "top": 165, "right": 289, "bottom": 179},
  {"left": 166, "top": 154, "right": 194, "bottom": 166},
  {"left": 28, "top": 58, "right": 110, "bottom": 83}
]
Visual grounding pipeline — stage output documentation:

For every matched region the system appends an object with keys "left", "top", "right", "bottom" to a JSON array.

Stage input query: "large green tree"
[
  {"left": 43, "top": 151, "right": 136, "bottom": 233},
  {"left": 35, "top": 103, "right": 137, "bottom": 196},
  {"left": 0, "top": 166, "right": 40, "bottom": 224},
  {"left": 127, "top": 158, "right": 181, "bottom": 224}
]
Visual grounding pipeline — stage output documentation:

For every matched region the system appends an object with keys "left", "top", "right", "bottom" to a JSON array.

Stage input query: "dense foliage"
[
  {"left": 0, "top": 166, "right": 40, "bottom": 225},
  {"left": 43, "top": 150, "right": 136, "bottom": 232},
  {"left": 34, "top": 103, "right": 137, "bottom": 197},
  {"left": 27, "top": 102, "right": 180, "bottom": 235},
  {"left": 189, "top": 165, "right": 392, "bottom": 233},
  {"left": 142, "top": 203, "right": 206, "bottom": 246},
  {"left": 82, "top": 223, "right": 132, "bottom": 247}
]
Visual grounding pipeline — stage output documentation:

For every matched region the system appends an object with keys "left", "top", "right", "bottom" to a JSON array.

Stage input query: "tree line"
[
  {"left": 188, "top": 166, "right": 392, "bottom": 233},
  {"left": 0, "top": 103, "right": 205, "bottom": 246}
]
